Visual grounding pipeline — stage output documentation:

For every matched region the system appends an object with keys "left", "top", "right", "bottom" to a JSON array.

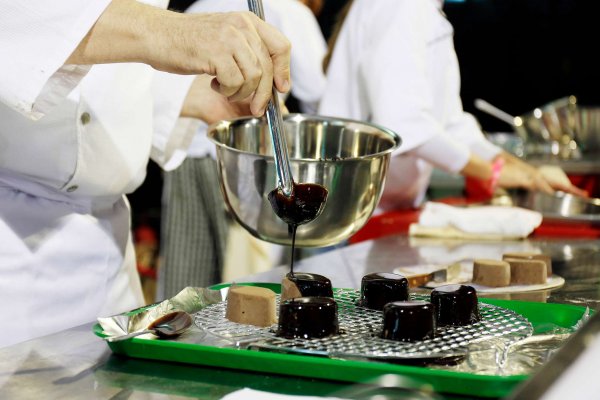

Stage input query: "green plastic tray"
[{"left": 94, "top": 283, "right": 590, "bottom": 398}]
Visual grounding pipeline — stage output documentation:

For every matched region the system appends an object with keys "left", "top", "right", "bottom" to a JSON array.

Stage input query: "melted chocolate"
[
  {"left": 286, "top": 272, "right": 333, "bottom": 298},
  {"left": 359, "top": 272, "right": 409, "bottom": 310},
  {"left": 430, "top": 284, "right": 481, "bottom": 327},
  {"left": 268, "top": 182, "right": 328, "bottom": 227},
  {"left": 381, "top": 301, "right": 436, "bottom": 342},
  {"left": 268, "top": 182, "right": 328, "bottom": 274},
  {"left": 277, "top": 296, "right": 339, "bottom": 339},
  {"left": 147, "top": 311, "right": 192, "bottom": 338}
]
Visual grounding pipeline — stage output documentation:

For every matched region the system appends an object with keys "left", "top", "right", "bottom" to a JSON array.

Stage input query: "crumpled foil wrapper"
[
  {"left": 97, "top": 286, "right": 227, "bottom": 339},
  {"left": 433, "top": 306, "right": 591, "bottom": 375}
]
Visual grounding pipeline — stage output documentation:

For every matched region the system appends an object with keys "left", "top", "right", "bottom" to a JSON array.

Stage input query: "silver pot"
[
  {"left": 573, "top": 105, "right": 600, "bottom": 153},
  {"left": 207, "top": 114, "right": 401, "bottom": 247},
  {"left": 513, "top": 96, "right": 579, "bottom": 159},
  {"left": 512, "top": 190, "right": 600, "bottom": 222}
]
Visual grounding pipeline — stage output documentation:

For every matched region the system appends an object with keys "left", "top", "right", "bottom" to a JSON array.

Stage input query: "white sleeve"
[
  {"left": 446, "top": 112, "right": 502, "bottom": 161},
  {"left": 410, "top": 134, "right": 471, "bottom": 174},
  {"left": 360, "top": 1, "right": 443, "bottom": 152},
  {"left": 0, "top": 0, "right": 111, "bottom": 119},
  {"left": 275, "top": 1, "right": 327, "bottom": 114},
  {"left": 150, "top": 71, "right": 196, "bottom": 171}
]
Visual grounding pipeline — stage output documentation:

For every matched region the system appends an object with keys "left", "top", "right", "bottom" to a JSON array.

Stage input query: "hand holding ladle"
[{"left": 247, "top": 0, "right": 328, "bottom": 227}]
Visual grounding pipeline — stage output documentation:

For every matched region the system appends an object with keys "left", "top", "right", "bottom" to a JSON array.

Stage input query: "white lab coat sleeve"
[
  {"left": 277, "top": 1, "right": 327, "bottom": 114},
  {"left": 446, "top": 112, "right": 502, "bottom": 161},
  {"left": 410, "top": 134, "right": 471, "bottom": 174},
  {"left": 150, "top": 71, "right": 197, "bottom": 171},
  {"left": 0, "top": 0, "right": 111, "bottom": 119}
]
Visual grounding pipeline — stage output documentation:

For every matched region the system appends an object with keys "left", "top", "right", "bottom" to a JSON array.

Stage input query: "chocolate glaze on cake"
[
  {"left": 277, "top": 297, "right": 339, "bottom": 339},
  {"left": 381, "top": 301, "right": 436, "bottom": 342},
  {"left": 286, "top": 272, "right": 333, "bottom": 298},
  {"left": 359, "top": 272, "right": 409, "bottom": 310},
  {"left": 430, "top": 284, "right": 481, "bottom": 327}
]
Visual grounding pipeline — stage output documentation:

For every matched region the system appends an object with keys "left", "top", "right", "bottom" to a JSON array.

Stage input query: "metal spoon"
[
  {"left": 106, "top": 311, "right": 192, "bottom": 342},
  {"left": 247, "top": 0, "right": 328, "bottom": 226}
]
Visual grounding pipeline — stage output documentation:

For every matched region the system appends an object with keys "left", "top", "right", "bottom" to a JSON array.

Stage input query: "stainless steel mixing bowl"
[
  {"left": 513, "top": 96, "right": 579, "bottom": 158},
  {"left": 208, "top": 113, "right": 401, "bottom": 247}
]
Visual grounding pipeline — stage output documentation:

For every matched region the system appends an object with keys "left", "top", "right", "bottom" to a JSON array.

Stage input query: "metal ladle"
[
  {"left": 247, "top": 0, "right": 328, "bottom": 227},
  {"left": 248, "top": 0, "right": 294, "bottom": 198}
]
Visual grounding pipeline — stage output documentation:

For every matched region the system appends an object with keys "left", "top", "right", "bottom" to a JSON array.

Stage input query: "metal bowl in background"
[
  {"left": 208, "top": 113, "right": 401, "bottom": 247},
  {"left": 512, "top": 190, "right": 600, "bottom": 222},
  {"left": 513, "top": 96, "right": 579, "bottom": 159},
  {"left": 573, "top": 105, "right": 600, "bottom": 153}
]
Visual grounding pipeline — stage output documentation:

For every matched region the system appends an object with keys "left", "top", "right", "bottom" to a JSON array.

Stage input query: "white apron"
[{"left": 0, "top": 174, "right": 144, "bottom": 348}]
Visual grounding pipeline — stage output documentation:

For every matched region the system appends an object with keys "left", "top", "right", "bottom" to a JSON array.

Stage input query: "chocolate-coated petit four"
[
  {"left": 430, "top": 284, "right": 481, "bottom": 327},
  {"left": 359, "top": 272, "right": 409, "bottom": 310},
  {"left": 381, "top": 301, "right": 436, "bottom": 342},
  {"left": 281, "top": 272, "right": 333, "bottom": 301},
  {"left": 277, "top": 296, "right": 339, "bottom": 339}
]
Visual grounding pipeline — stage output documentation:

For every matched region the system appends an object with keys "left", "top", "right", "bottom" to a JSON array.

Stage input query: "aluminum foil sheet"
[
  {"left": 435, "top": 306, "right": 591, "bottom": 375},
  {"left": 98, "top": 286, "right": 226, "bottom": 338},
  {"left": 194, "top": 289, "right": 533, "bottom": 360}
]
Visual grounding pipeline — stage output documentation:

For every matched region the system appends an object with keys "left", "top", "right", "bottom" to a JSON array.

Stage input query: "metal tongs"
[{"left": 247, "top": 0, "right": 294, "bottom": 198}]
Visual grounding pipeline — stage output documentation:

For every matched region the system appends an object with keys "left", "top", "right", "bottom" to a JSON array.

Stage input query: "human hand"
[
  {"left": 497, "top": 154, "right": 588, "bottom": 197},
  {"left": 497, "top": 162, "right": 554, "bottom": 194},
  {"left": 181, "top": 75, "right": 289, "bottom": 123},
  {"left": 68, "top": 0, "right": 291, "bottom": 117},
  {"left": 162, "top": 11, "right": 291, "bottom": 117},
  {"left": 538, "top": 165, "right": 589, "bottom": 198},
  {"left": 180, "top": 75, "right": 252, "bottom": 123}
]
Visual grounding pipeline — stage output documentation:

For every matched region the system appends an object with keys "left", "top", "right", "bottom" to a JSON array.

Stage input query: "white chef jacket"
[
  {"left": 319, "top": 0, "right": 501, "bottom": 210},
  {"left": 0, "top": 0, "right": 196, "bottom": 347},
  {"left": 185, "top": 0, "right": 327, "bottom": 158}
]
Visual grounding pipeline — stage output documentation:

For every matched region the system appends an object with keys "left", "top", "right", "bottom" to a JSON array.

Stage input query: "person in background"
[
  {"left": 159, "top": 0, "right": 327, "bottom": 299},
  {"left": 319, "top": 0, "right": 586, "bottom": 212},
  {"left": 0, "top": 0, "right": 291, "bottom": 348}
]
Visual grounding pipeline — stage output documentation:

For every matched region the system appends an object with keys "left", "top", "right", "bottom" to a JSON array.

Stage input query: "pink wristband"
[{"left": 489, "top": 157, "right": 505, "bottom": 191}]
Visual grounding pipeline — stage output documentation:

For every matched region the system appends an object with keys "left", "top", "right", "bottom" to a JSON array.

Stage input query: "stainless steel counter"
[
  {"left": 1, "top": 234, "right": 599, "bottom": 399},
  {"left": 242, "top": 235, "right": 600, "bottom": 309}
]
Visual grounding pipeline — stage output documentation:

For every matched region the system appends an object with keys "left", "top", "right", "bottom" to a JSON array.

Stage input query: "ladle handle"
[
  {"left": 247, "top": 0, "right": 294, "bottom": 197},
  {"left": 474, "top": 98, "right": 517, "bottom": 126},
  {"left": 106, "top": 329, "right": 154, "bottom": 342}
]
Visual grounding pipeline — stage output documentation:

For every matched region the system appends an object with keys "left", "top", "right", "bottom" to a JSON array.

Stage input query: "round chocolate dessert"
[
  {"left": 359, "top": 272, "right": 409, "bottom": 310},
  {"left": 277, "top": 297, "right": 339, "bottom": 339},
  {"left": 430, "top": 284, "right": 481, "bottom": 327},
  {"left": 381, "top": 301, "right": 436, "bottom": 342},
  {"left": 282, "top": 272, "right": 333, "bottom": 301}
]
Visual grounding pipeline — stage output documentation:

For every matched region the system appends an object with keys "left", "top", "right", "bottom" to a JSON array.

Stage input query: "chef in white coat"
[
  {"left": 0, "top": 0, "right": 291, "bottom": 348},
  {"left": 160, "top": 0, "right": 328, "bottom": 298},
  {"left": 319, "top": 0, "right": 586, "bottom": 211}
]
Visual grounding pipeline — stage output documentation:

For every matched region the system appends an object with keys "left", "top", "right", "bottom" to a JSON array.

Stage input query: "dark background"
[
  {"left": 445, "top": 0, "right": 600, "bottom": 133},
  {"left": 130, "top": 0, "right": 599, "bottom": 233}
]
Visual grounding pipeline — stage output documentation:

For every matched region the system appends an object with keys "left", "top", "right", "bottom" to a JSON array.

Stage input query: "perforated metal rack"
[{"left": 194, "top": 289, "right": 533, "bottom": 360}]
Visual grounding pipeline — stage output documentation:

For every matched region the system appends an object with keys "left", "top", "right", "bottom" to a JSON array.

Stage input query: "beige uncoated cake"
[
  {"left": 226, "top": 285, "right": 277, "bottom": 327},
  {"left": 472, "top": 259, "right": 511, "bottom": 287},
  {"left": 504, "top": 258, "right": 548, "bottom": 285}
]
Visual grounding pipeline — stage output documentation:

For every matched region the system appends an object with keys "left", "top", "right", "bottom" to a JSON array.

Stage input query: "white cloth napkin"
[
  {"left": 220, "top": 388, "right": 347, "bottom": 400},
  {"left": 410, "top": 202, "right": 543, "bottom": 240}
]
